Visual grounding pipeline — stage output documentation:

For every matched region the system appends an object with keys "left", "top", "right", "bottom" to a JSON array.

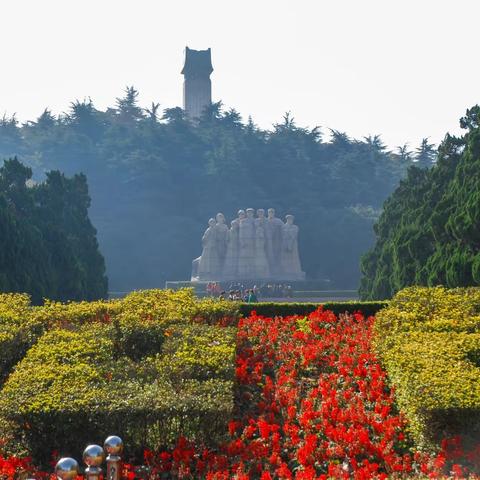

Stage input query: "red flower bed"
[
  {"left": 0, "top": 453, "right": 43, "bottom": 480},
  {"left": 1, "top": 308, "right": 478, "bottom": 479},
  {"left": 143, "top": 308, "right": 476, "bottom": 479}
]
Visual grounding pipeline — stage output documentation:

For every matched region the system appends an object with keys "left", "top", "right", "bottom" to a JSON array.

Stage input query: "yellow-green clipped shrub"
[
  {"left": 0, "top": 319, "right": 236, "bottom": 463},
  {"left": 193, "top": 297, "right": 241, "bottom": 325},
  {"left": 0, "top": 293, "right": 41, "bottom": 383},
  {"left": 0, "top": 288, "right": 239, "bottom": 385},
  {"left": 32, "top": 298, "right": 122, "bottom": 328},
  {"left": 119, "top": 288, "right": 199, "bottom": 322},
  {"left": 0, "top": 293, "right": 31, "bottom": 321},
  {"left": 375, "top": 286, "right": 480, "bottom": 448},
  {"left": 0, "top": 294, "right": 123, "bottom": 384},
  {"left": 119, "top": 288, "right": 239, "bottom": 325},
  {"left": 0, "top": 288, "right": 240, "bottom": 462},
  {"left": 157, "top": 323, "right": 236, "bottom": 381}
]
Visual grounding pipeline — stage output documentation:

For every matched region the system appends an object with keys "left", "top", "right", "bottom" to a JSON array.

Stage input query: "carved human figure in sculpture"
[
  {"left": 236, "top": 209, "right": 246, "bottom": 226},
  {"left": 265, "top": 208, "right": 284, "bottom": 277},
  {"left": 238, "top": 208, "right": 256, "bottom": 278},
  {"left": 198, "top": 218, "right": 221, "bottom": 280},
  {"left": 215, "top": 212, "right": 229, "bottom": 270},
  {"left": 255, "top": 208, "right": 266, "bottom": 228},
  {"left": 254, "top": 213, "right": 270, "bottom": 278},
  {"left": 223, "top": 218, "right": 240, "bottom": 279},
  {"left": 281, "top": 214, "right": 305, "bottom": 280}
]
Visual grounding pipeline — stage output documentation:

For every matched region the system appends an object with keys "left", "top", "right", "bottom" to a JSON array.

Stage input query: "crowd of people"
[{"left": 205, "top": 282, "right": 293, "bottom": 302}]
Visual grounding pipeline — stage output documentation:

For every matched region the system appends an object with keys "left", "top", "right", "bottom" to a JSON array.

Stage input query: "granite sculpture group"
[{"left": 192, "top": 208, "right": 305, "bottom": 281}]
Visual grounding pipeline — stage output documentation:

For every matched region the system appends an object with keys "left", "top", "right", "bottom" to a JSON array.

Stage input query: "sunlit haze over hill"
[{"left": 1, "top": 0, "right": 479, "bottom": 149}]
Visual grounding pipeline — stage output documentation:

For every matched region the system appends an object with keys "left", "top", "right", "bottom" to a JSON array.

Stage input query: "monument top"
[{"left": 181, "top": 47, "right": 213, "bottom": 77}]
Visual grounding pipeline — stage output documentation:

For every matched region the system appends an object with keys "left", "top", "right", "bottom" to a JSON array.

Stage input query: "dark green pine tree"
[
  {"left": 415, "top": 138, "right": 437, "bottom": 169},
  {"left": 0, "top": 157, "right": 108, "bottom": 303},
  {"left": 360, "top": 106, "right": 480, "bottom": 299}
]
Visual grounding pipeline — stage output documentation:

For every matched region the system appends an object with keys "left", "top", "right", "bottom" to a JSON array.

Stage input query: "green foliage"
[
  {"left": 193, "top": 296, "right": 241, "bottom": 324},
  {"left": 360, "top": 106, "right": 480, "bottom": 299},
  {"left": 0, "top": 293, "right": 122, "bottom": 384},
  {"left": 117, "top": 288, "right": 240, "bottom": 325},
  {"left": 0, "top": 294, "right": 42, "bottom": 384},
  {"left": 157, "top": 322, "right": 236, "bottom": 381},
  {"left": 374, "top": 286, "right": 480, "bottom": 448},
  {"left": 0, "top": 157, "right": 107, "bottom": 304},
  {"left": 239, "top": 301, "right": 388, "bottom": 318},
  {"left": 0, "top": 288, "right": 238, "bottom": 387},
  {"left": 1, "top": 94, "right": 415, "bottom": 291},
  {"left": 33, "top": 298, "right": 122, "bottom": 327},
  {"left": 415, "top": 138, "right": 437, "bottom": 169},
  {"left": 0, "top": 289, "right": 237, "bottom": 464}
]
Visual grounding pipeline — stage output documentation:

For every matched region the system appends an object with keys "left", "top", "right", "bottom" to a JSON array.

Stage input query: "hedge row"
[
  {"left": 0, "top": 289, "right": 239, "bottom": 384},
  {"left": 239, "top": 301, "right": 388, "bottom": 318},
  {"left": 375, "top": 286, "right": 480, "bottom": 448},
  {"left": 0, "top": 289, "right": 240, "bottom": 464},
  {"left": 0, "top": 319, "right": 236, "bottom": 464},
  {"left": 0, "top": 294, "right": 123, "bottom": 385},
  {"left": 0, "top": 293, "right": 43, "bottom": 383}
]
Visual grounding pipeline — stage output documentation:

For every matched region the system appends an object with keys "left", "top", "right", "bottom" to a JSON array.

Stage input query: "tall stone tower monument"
[{"left": 181, "top": 47, "right": 213, "bottom": 120}]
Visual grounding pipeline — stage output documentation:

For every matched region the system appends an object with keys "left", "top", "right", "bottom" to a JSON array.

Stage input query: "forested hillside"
[
  {"left": 360, "top": 106, "right": 480, "bottom": 299},
  {"left": 0, "top": 158, "right": 107, "bottom": 303},
  {"left": 0, "top": 88, "right": 430, "bottom": 291}
]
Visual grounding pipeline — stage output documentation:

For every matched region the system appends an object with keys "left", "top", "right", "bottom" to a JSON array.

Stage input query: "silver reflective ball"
[
  {"left": 55, "top": 457, "right": 79, "bottom": 480},
  {"left": 104, "top": 436, "right": 123, "bottom": 456},
  {"left": 83, "top": 444, "right": 105, "bottom": 467}
]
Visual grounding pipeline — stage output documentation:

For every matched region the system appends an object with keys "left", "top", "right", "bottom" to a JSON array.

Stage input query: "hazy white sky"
[{"left": 1, "top": 0, "right": 479, "bottom": 149}]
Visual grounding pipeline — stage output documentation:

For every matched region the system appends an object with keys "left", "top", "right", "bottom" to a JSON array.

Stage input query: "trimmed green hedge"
[
  {"left": 239, "top": 301, "right": 388, "bottom": 319},
  {"left": 0, "top": 289, "right": 239, "bottom": 385},
  {"left": 0, "top": 294, "right": 123, "bottom": 385},
  {"left": 0, "top": 320, "right": 236, "bottom": 463},
  {"left": 375, "top": 286, "right": 480, "bottom": 448},
  {"left": 0, "top": 294, "right": 42, "bottom": 384},
  {"left": 0, "top": 289, "right": 239, "bottom": 464}
]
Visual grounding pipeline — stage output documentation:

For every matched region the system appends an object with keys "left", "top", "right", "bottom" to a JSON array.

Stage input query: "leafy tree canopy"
[
  {"left": 360, "top": 106, "right": 480, "bottom": 299},
  {"left": 0, "top": 157, "right": 107, "bottom": 304}
]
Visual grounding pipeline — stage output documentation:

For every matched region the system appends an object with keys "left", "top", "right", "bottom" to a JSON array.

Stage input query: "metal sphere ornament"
[
  {"left": 55, "top": 457, "right": 80, "bottom": 480},
  {"left": 83, "top": 445, "right": 105, "bottom": 467},
  {"left": 104, "top": 436, "right": 123, "bottom": 480},
  {"left": 104, "top": 436, "right": 123, "bottom": 456}
]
